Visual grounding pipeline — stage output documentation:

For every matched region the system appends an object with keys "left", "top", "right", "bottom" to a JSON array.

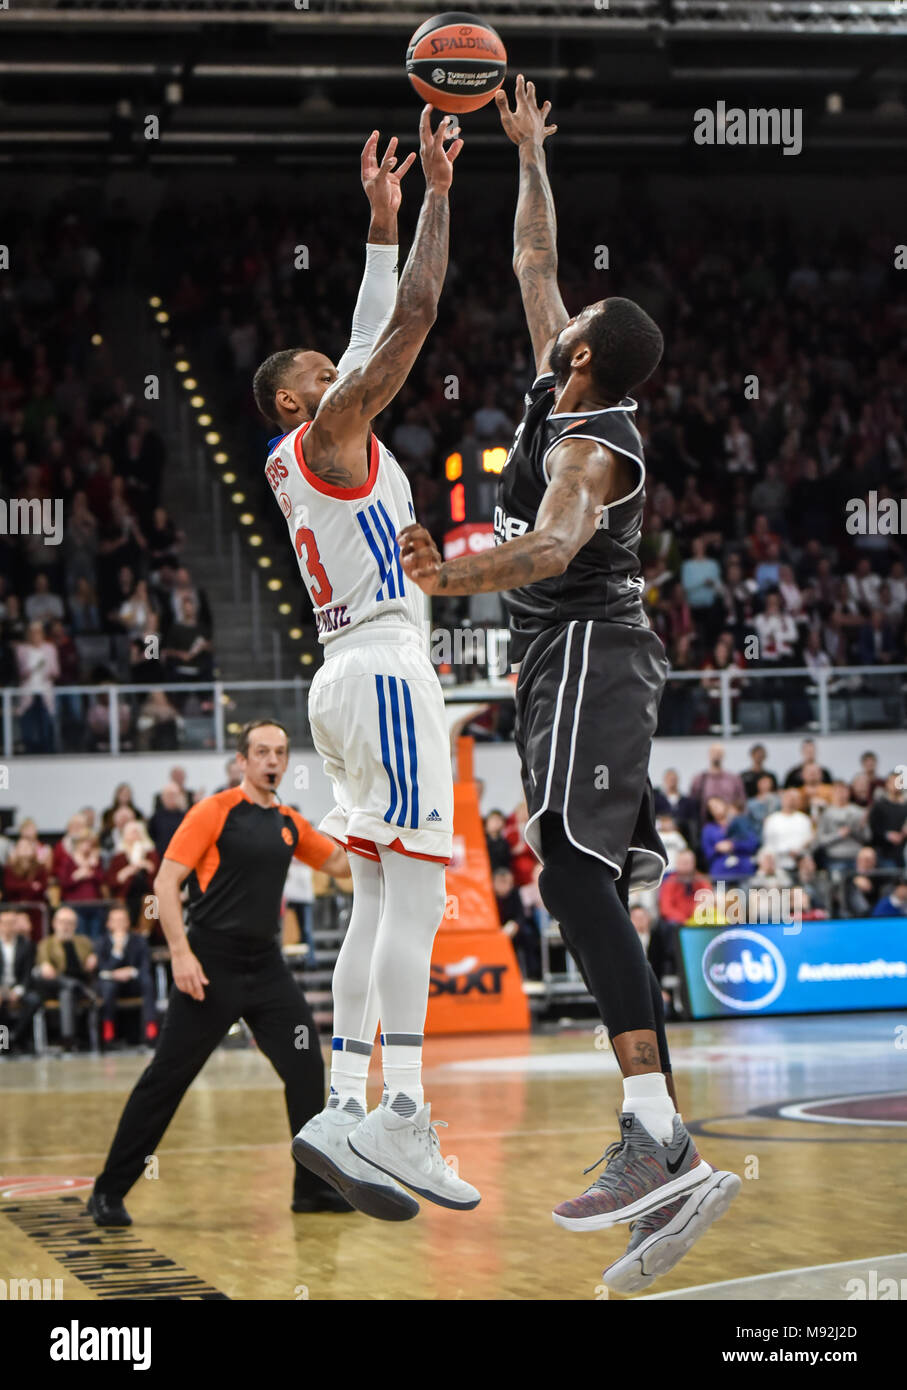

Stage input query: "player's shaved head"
[
  {"left": 549, "top": 296, "right": 663, "bottom": 403},
  {"left": 253, "top": 348, "right": 339, "bottom": 427}
]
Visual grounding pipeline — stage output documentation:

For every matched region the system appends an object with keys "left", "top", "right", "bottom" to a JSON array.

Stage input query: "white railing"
[
  {"left": 2, "top": 664, "right": 906, "bottom": 755},
  {"left": 653, "top": 664, "right": 907, "bottom": 740}
]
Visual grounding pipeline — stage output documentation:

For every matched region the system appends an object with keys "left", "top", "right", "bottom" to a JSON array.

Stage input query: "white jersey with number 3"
[
  {"left": 264, "top": 418, "right": 451, "bottom": 864},
  {"left": 265, "top": 421, "right": 427, "bottom": 647}
]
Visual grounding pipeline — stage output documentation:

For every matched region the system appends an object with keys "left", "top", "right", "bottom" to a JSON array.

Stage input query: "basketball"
[{"left": 406, "top": 11, "right": 507, "bottom": 114}]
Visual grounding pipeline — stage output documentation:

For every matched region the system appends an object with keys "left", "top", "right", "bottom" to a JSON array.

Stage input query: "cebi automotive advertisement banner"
[{"left": 679, "top": 918, "right": 907, "bottom": 1019}]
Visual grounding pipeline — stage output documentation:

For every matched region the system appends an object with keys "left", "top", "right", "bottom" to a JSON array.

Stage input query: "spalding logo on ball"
[{"left": 407, "top": 11, "right": 507, "bottom": 114}]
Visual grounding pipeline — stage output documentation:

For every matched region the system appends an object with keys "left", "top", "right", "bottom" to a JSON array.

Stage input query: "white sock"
[
  {"left": 622, "top": 1073, "right": 676, "bottom": 1145},
  {"left": 328, "top": 1037, "right": 372, "bottom": 1120},
  {"left": 381, "top": 1034, "right": 424, "bottom": 1118}
]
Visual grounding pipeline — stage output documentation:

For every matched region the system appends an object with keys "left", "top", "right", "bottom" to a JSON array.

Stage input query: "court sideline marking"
[{"left": 638, "top": 1252, "right": 907, "bottom": 1300}]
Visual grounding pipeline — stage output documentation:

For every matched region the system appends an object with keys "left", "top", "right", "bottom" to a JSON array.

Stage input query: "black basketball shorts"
[{"left": 514, "top": 618, "right": 669, "bottom": 892}]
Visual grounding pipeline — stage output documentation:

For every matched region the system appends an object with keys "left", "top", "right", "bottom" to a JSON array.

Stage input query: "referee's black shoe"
[
  {"left": 291, "top": 1187, "right": 355, "bottom": 1214},
  {"left": 87, "top": 1190, "right": 132, "bottom": 1226}
]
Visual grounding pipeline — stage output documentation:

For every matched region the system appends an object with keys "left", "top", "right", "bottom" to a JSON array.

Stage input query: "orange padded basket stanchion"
[{"left": 425, "top": 736, "right": 530, "bottom": 1034}]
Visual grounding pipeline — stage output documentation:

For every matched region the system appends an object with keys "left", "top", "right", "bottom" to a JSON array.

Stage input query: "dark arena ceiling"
[{"left": 0, "top": 1, "right": 906, "bottom": 172}]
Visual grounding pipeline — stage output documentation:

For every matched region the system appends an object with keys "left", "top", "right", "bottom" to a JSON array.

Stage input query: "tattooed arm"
[
  {"left": 303, "top": 107, "right": 462, "bottom": 488},
  {"left": 496, "top": 74, "right": 569, "bottom": 376},
  {"left": 398, "top": 436, "right": 634, "bottom": 596}
]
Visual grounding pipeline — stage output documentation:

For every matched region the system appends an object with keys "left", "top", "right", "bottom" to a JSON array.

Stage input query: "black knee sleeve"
[{"left": 538, "top": 812, "right": 657, "bottom": 1039}]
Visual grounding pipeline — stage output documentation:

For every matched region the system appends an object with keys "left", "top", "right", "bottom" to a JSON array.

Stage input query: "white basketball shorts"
[{"left": 308, "top": 625, "right": 454, "bottom": 864}]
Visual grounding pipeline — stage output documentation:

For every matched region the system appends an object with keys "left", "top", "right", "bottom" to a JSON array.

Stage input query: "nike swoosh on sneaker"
[{"left": 665, "top": 1139, "right": 691, "bottom": 1175}]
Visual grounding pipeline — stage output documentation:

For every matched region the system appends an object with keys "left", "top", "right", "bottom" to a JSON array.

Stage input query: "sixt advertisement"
[{"left": 679, "top": 919, "right": 907, "bottom": 1019}]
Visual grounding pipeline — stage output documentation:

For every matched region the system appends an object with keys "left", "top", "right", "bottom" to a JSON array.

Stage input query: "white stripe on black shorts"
[{"left": 515, "top": 619, "right": 669, "bottom": 892}]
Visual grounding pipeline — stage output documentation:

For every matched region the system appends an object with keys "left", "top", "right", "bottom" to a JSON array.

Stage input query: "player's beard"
[{"left": 548, "top": 330, "right": 572, "bottom": 389}]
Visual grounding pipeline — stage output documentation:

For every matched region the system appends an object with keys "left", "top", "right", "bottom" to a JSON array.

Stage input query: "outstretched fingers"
[{"left": 379, "top": 134, "right": 399, "bottom": 168}]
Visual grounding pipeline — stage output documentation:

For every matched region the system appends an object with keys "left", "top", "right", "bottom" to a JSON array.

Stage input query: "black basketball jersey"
[{"left": 494, "top": 371, "right": 649, "bottom": 666}]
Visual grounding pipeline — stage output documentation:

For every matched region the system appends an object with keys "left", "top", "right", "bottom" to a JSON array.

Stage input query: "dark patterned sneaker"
[
  {"left": 552, "top": 1112, "right": 712, "bottom": 1232},
  {"left": 601, "top": 1169, "right": 742, "bottom": 1293}
]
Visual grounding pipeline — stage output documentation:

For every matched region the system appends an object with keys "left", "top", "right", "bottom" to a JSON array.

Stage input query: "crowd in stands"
[
  {"left": 0, "top": 761, "right": 245, "bottom": 1053},
  {"left": 0, "top": 204, "right": 217, "bottom": 754},
  {"left": 3, "top": 185, "right": 906, "bottom": 754},
  {"left": 485, "top": 739, "right": 907, "bottom": 996},
  {"left": 0, "top": 771, "right": 198, "bottom": 939},
  {"left": 0, "top": 902, "right": 160, "bottom": 1056},
  {"left": 651, "top": 739, "right": 907, "bottom": 916},
  {"left": 151, "top": 179, "right": 906, "bottom": 700},
  {"left": 0, "top": 753, "right": 343, "bottom": 1054},
  {"left": 1, "top": 738, "right": 904, "bottom": 1051}
]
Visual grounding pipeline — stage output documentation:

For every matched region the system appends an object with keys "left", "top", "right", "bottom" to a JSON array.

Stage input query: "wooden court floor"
[{"left": 2, "top": 1013, "right": 905, "bottom": 1301}]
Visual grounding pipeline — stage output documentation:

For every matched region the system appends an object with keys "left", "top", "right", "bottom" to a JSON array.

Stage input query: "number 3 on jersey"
[{"left": 294, "top": 526, "right": 333, "bottom": 605}]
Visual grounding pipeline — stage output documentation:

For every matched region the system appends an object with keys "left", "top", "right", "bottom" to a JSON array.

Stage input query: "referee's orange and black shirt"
[{"left": 164, "top": 786, "right": 335, "bottom": 946}]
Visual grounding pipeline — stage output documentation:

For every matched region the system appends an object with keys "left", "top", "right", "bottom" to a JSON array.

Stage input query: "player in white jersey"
[{"left": 251, "top": 107, "right": 479, "bottom": 1222}]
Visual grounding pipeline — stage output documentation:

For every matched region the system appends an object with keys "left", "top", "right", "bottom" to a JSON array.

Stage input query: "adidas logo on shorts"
[{"left": 426, "top": 809, "right": 442, "bottom": 822}]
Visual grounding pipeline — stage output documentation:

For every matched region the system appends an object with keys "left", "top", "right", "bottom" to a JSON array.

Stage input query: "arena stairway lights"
[{"left": 146, "top": 294, "right": 303, "bottom": 658}]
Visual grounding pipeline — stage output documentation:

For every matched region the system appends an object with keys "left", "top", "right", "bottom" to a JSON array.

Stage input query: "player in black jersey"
[{"left": 398, "top": 75, "right": 739, "bottom": 1292}]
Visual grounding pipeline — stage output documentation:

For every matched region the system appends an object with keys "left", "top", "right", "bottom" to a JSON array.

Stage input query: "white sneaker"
[
  {"left": 349, "top": 1102, "right": 481, "bottom": 1211},
  {"left": 291, "top": 1104, "right": 419, "bottom": 1222}
]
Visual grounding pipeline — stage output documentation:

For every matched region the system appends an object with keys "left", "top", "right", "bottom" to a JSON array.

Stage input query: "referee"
[{"left": 88, "top": 719, "right": 353, "bottom": 1225}]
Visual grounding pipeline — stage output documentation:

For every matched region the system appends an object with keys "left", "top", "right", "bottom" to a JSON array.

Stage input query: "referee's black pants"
[{"left": 95, "top": 932, "right": 327, "bottom": 1202}]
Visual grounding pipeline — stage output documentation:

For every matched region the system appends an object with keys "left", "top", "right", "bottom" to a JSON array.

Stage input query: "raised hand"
[
  {"left": 361, "top": 130, "right": 418, "bottom": 217},
  {"left": 495, "top": 73, "right": 558, "bottom": 147},
  {"left": 419, "top": 105, "right": 464, "bottom": 193}
]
